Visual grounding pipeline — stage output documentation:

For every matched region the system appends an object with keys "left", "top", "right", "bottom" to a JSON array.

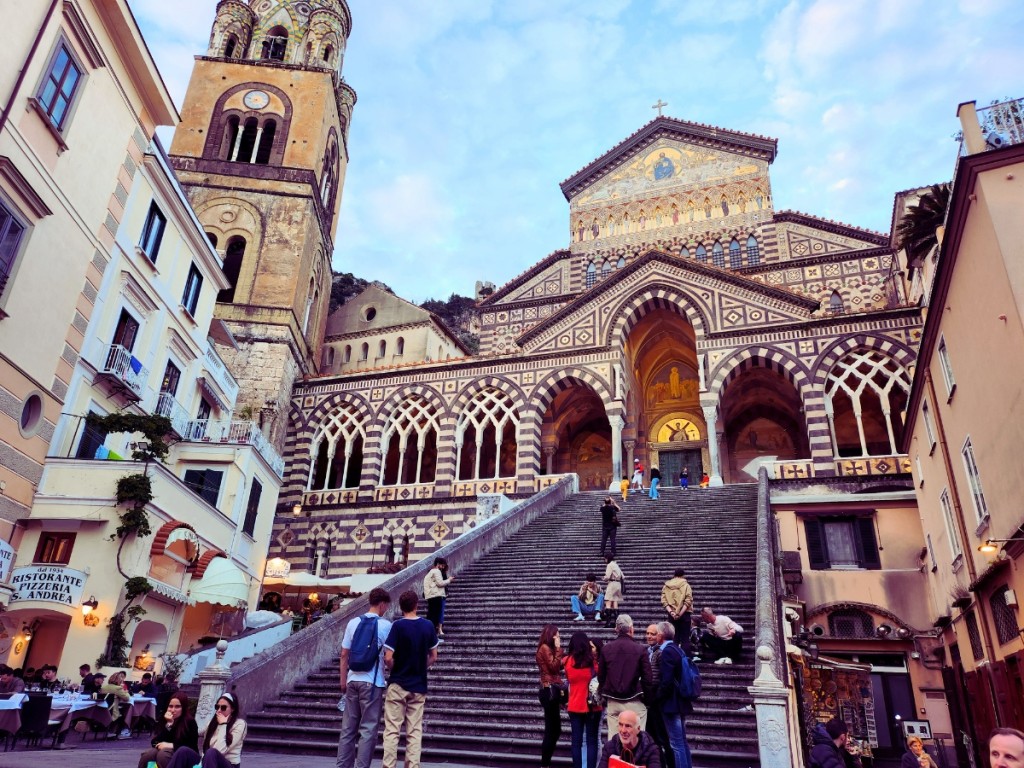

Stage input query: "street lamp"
[
  {"left": 978, "top": 537, "right": 1024, "bottom": 553},
  {"left": 81, "top": 595, "right": 99, "bottom": 616}
]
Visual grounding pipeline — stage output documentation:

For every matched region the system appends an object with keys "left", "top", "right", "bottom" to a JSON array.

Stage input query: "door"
[{"left": 658, "top": 449, "right": 704, "bottom": 486}]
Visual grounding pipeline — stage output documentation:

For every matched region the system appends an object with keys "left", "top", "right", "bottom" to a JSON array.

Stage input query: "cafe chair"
[{"left": 12, "top": 694, "right": 61, "bottom": 749}]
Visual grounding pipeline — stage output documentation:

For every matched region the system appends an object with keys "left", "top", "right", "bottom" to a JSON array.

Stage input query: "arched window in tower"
[
  {"left": 680, "top": 245, "right": 690, "bottom": 259},
  {"left": 601, "top": 260, "right": 611, "bottom": 280},
  {"left": 377, "top": 340, "right": 386, "bottom": 359},
  {"left": 307, "top": 402, "right": 365, "bottom": 490},
  {"left": 712, "top": 241, "right": 725, "bottom": 268},
  {"left": 729, "top": 238, "right": 742, "bottom": 268},
  {"left": 360, "top": 342, "right": 368, "bottom": 361},
  {"left": 224, "top": 34, "right": 239, "bottom": 59},
  {"left": 825, "top": 349, "right": 911, "bottom": 458},
  {"left": 323, "top": 45, "right": 333, "bottom": 64},
  {"left": 586, "top": 261, "right": 596, "bottom": 288},
  {"left": 206, "top": 232, "right": 218, "bottom": 248},
  {"left": 695, "top": 244, "right": 707, "bottom": 263},
  {"left": 236, "top": 117, "right": 258, "bottom": 163},
  {"left": 343, "top": 345, "right": 351, "bottom": 363},
  {"left": 746, "top": 235, "right": 760, "bottom": 265},
  {"left": 254, "top": 119, "right": 276, "bottom": 165},
  {"left": 829, "top": 290, "right": 845, "bottom": 315},
  {"left": 303, "top": 278, "right": 316, "bottom": 334},
  {"left": 456, "top": 387, "right": 519, "bottom": 481},
  {"left": 320, "top": 142, "right": 339, "bottom": 209},
  {"left": 616, "top": 256, "right": 626, "bottom": 269},
  {"left": 221, "top": 116, "right": 241, "bottom": 160},
  {"left": 396, "top": 337, "right": 405, "bottom": 356},
  {"left": 379, "top": 396, "right": 440, "bottom": 486},
  {"left": 218, "top": 237, "right": 246, "bottom": 303},
  {"left": 261, "top": 26, "right": 288, "bottom": 61}
]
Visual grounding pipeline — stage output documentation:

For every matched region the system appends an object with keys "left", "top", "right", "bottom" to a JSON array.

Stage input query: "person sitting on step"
[
  {"left": 697, "top": 606, "right": 744, "bottom": 664},
  {"left": 571, "top": 574, "right": 604, "bottom": 622}
]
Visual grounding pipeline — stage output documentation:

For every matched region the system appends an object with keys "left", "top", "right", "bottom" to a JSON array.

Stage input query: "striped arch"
[
  {"left": 710, "top": 346, "right": 811, "bottom": 401},
  {"left": 806, "top": 601, "right": 919, "bottom": 634},
  {"left": 303, "top": 391, "right": 374, "bottom": 433},
  {"left": 606, "top": 286, "right": 710, "bottom": 348},
  {"left": 526, "top": 367, "right": 615, "bottom": 423},
  {"left": 450, "top": 375, "right": 529, "bottom": 415},
  {"left": 375, "top": 383, "right": 449, "bottom": 422},
  {"left": 281, "top": 404, "right": 309, "bottom": 503},
  {"left": 813, "top": 334, "right": 917, "bottom": 386}
]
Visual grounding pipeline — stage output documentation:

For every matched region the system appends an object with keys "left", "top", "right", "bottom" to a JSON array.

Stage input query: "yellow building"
[
  {"left": 0, "top": 0, "right": 175, "bottom": 558},
  {"left": 903, "top": 99, "right": 1024, "bottom": 762}
]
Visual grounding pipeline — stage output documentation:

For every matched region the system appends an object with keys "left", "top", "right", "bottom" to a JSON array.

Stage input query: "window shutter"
[
  {"left": 804, "top": 519, "right": 829, "bottom": 570},
  {"left": 855, "top": 516, "right": 881, "bottom": 570}
]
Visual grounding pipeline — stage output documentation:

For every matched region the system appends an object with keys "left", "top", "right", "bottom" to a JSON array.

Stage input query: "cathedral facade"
[{"left": 271, "top": 116, "right": 922, "bottom": 575}]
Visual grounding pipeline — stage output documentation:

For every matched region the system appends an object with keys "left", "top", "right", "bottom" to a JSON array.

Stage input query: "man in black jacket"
[
  {"left": 810, "top": 718, "right": 849, "bottom": 768},
  {"left": 598, "top": 710, "right": 661, "bottom": 768},
  {"left": 600, "top": 497, "right": 619, "bottom": 558},
  {"left": 599, "top": 613, "right": 653, "bottom": 732}
]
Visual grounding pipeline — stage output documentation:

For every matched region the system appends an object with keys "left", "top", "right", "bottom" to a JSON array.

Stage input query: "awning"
[
  {"left": 263, "top": 572, "right": 352, "bottom": 590},
  {"left": 150, "top": 520, "right": 198, "bottom": 561},
  {"left": 197, "top": 376, "right": 230, "bottom": 413},
  {"left": 188, "top": 556, "right": 250, "bottom": 607}
]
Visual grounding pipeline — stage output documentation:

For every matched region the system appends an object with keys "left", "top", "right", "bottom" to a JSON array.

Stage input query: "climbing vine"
[{"left": 87, "top": 413, "right": 171, "bottom": 667}]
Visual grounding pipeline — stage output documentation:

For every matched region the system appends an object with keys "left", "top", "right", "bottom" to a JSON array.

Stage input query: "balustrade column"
[
  {"left": 609, "top": 414, "right": 625, "bottom": 489},
  {"left": 702, "top": 403, "right": 724, "bottom": 486}
]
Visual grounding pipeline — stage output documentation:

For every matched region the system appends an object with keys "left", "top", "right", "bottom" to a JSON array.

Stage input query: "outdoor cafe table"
[{"left": 0, "top": 692, "right": 121, "bottom": 737}]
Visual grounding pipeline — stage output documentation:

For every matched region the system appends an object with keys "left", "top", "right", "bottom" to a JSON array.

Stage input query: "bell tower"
[{"left": 169, "top": 0, "right": 356, "bottom": 450}]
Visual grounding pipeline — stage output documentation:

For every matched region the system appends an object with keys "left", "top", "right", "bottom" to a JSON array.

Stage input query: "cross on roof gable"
[{"left": 560, "top": 116, "right": 778, "bottom": 201}]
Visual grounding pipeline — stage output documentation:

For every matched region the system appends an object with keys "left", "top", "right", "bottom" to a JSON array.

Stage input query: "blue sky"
[{"left": 133, "top": 0, "right": 1024, "bottom": 303}]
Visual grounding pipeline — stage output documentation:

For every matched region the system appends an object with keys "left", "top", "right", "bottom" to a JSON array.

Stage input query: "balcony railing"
[
  {"left": 155, "top": 392, "right": 191, "bottom": 437},
  {"left": 204, "top": 346, "right": 239, "bottom": 402},
  {"left": 959, "top": 97, "right": 1024, "bottom": 158},
  {"left": 180, "top": 418, "right": 284, "bottom": 477},
  {"left": 97, "top": 343, "right": 148, "bottom": 400}
]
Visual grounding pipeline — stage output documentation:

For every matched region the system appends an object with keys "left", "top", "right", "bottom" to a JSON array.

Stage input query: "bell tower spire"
[{"left": 169, "top": 0, "right": 356, "bottom": 451}]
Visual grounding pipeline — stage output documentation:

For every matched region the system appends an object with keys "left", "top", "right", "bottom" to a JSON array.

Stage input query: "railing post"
[
  {"left": 750, "top": 467, "right": 796, "bottom": 768},
  {"left": 195, "top": 639, "right": 231, "bottom": 732}
]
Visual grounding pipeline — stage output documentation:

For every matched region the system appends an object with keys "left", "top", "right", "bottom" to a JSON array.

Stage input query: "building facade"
[{"left": 168, "top": 0, "right": 356, "bottom": 452}]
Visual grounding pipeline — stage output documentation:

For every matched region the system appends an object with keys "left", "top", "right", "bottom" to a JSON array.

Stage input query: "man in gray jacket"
[{"left": 599, "top": 613, "right": 653, "bottom": 732}]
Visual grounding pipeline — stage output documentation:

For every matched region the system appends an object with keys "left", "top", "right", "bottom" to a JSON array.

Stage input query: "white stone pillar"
[
  {"left": 749, "top": 645, "right": 795, "bottom": 768},
  {"left": 609, "top": 414, "right": 625, "bottom": 488},
  {"left": 702, "top": 404, "right": 724, "bottom": 486},
  {"left": 195, "top": 640, "right": 231, "bottom": 733}
]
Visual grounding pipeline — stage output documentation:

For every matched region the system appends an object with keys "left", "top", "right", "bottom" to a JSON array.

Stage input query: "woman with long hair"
[
  {"left": 602, "top": 555, "right": 624, "bottom": 627},
  {"left": 166, "top": 693, "right": 247, "bottom": 768},
  {"left": 535, "top": 623, "right": 564, "bottom": 768},
  {"left": 423, "top": 557, "right": 453, "bottom": 636},
  {"left": 137, "top": 692, "right": 199, "bottom": 768},
  {"left": 564, "top": 631, "right": 601, "bottom": 768}
]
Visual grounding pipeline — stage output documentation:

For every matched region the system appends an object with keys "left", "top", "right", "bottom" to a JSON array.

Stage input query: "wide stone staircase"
[{"left": 246, "top": 485, "right": 761, "bottom": 767}]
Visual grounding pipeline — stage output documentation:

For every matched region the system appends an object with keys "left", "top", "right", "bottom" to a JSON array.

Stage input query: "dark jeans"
[
  {"left": 569, "top": 711, "right": 601, "bottom": 768},
  {"left": 646, "top": 703, "right": 674, "bottom": 768},
  {"left": 539, "top": 690, "right": 562, "bottom": 767},
  {"left": 670, "top": 611, "right": 692, "bottom": 653},
  {"left": 700, "top": 632, "right": 743, "bottom": 661},
  {"left": 166, "top": 746, "right": 238, "bottom": 768},
  {"left": 663, "top": 712, "right": 692, "bottom": 768},
  {"left": 600, "top": 526, "right": 617, "bottom": 557},
  {"left": 426, "top": 597, "right": 445, "bottom": 631}
]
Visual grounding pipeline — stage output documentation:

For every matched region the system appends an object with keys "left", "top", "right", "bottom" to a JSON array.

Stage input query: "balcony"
[
  {"left": 203, "top": 346, "right": 239, "bottom": 403},
  {"left": 155, "top": 392, "right": 191, "bottom": 437},
  {"left": 180, "top": 418, "right": 284, "bottom": 477},
  {"left": 96, "top": 343, "right": 148, "bottom": 400},
  {"left": 959, "top": 97, "right": 1024, "bottom": 158}
]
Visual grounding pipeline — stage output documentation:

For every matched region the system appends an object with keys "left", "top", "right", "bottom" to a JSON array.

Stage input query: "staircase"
[{"left": 246, "top": 485, "right": 761, "bottom": 768}]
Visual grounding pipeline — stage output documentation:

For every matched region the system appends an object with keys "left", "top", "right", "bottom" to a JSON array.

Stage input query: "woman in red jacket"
[{"left": 564, "top": 631, "right": 602, "bottom": 768}]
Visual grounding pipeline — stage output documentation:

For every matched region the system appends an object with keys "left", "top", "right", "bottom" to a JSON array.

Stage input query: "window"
[
  {"left": 601, "top": 260, "right": 611, "bottom": 280},
  {"left": 139, "top": 202, "right": 166, "bottom": 263},
  {"left": 729, "top": 238, "right": 742, "bottom": 268},
  {"left": 343, "top": 345, "right": 351, "bottom": 363},
  {"left": 712, "top": 241, "right": 725, "bottom": 268},
  {"left": 110, "top": 309, "right": 139, "bottom": 355},
  {"left": 990, "top": 586, "right": 1019, "bottom": 645},
  {"left": 746, "top": 235, "right": 760, "bottom": 266},
  {"left": 828, "top": 290, "right": 844, "bottom": 314},
  {"left": 377, "top": 340, "right": 386, "bottom": 358},
  {"left": 396, "top": 337, "right": 405, "bottom": 356},
  {"left": 182, "top": 264, "right": 203, "bottom": 316},
  {"left": 964, "top": 610, "right": 984, "bottom": 661},
  {"left": 261, "top": 27, "right": 288, "bottom": 61},
  {"left": 224, "top": 34, "right": 238, "bottom": 59},
  {"left": 616, "top": 256, "right": 626, "bottom": 269},
  {"left": 827, "top": 608, "right": 874, "bottom": 638},
  {"left": 937, "top": 337, "right": 956, "bottom": 397},
  {"left": 197, "top": 398, "right": 212, "bottom": 421},
  {"left": 680, "top": 246, "right": 690, "bottom": 259},
  {"left": 925, "top": 533, "right": 938, "bottom": 571},
  {"left": 359, "top": 342, "right": 368, "bottom": 361},
  {"left": 34, "top": 532, "right": 76, "bottom": 564},
  {"left": 242, "top": 478, "right": 262, "bottom": 536},
  {"left": 586, "top": 261, "right": 596, "bottom": 288},
  {"left": 914, "top": 454, "right": 923, "bottom": 488},
  {"left": 76, "top": 410, "right": 108, "bottom": 458},
  {"left": 826, "top": 350, "right": 911, "bottom": 457},
  {"left": 218, "top": 237, "right": 246, "bottom": 303},
  {"left": 36, "top": 43, "right": 82, "bottom": 129},
  {"left": 804, "top": 515, "right": 881, "bottom": 570},
  {"left": 0, "top": 201, "right": 27, "bottom": 295},
  {"left": 940, "top": 488, "right": 962, "bottom": 561},
  {"left": 695, "top": 244, "right": 707, "bottom": 263},
  {"left": 922, "top": 400, "right": 936, "bottom": 451},
  {"left": 961, "top": 437, "right": 988, "bottom": 525},
  {"left": 160, "top": 361, "right": 181, "bottom": 396},
  {"left": 183, "top": 468, "right": 224, "bottom": 507}
]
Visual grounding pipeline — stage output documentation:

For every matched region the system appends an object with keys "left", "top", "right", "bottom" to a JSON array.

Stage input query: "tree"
[{"left": 895, "top": 183, "right": 951, "bottom": 266}]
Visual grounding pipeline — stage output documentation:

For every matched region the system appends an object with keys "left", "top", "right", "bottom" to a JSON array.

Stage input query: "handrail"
[
  {"left": 228, "top": 475, "right": 579, "bottom": 718},
  {"left": 754, "top": 466, "right": 784, "bottom": 680}
]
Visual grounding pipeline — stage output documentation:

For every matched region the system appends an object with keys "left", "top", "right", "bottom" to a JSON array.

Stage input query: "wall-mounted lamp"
[
  {"left": 979, "top": 537, "right": 1024, "bottom": 553},
  {"left": 81, "top": 596, "right": 99, "bottom": 616},
  {"left": 21, "top": 623, "right": 32, "bottom": 640},
  {"left": 876, "top": 624, "right": 894, "bottom": 638},
  {"left": 292, "top": 503, "right": 302, "bottom": 517}
]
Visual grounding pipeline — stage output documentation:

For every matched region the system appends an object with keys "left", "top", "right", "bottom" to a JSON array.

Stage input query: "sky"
[{"left": 132, "top": 0, "right": 1024, "bottom": 303}]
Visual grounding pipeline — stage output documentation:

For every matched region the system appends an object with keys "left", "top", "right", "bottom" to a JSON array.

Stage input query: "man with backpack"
[
  {"left": 657, "top": 622, "right": 696, "bottom": 768},
  {"left": 337, "top": 587, "right": 393, "bottom": 768}
]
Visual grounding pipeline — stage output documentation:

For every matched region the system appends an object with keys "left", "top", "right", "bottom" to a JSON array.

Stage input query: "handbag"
[{"left": 586, "top": 675, "right": 601, "bottom": 709}]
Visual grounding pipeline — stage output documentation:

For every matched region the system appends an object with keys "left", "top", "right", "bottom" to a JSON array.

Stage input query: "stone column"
[
  {"left": 195, "top": 640, "right": 231, "bottom": 732},
  {"left": 609, "top": 414, "right": 625, "bottom": 488},
  {"left": 542, "top": 446, "right": 555, "bottom": 475},
  {"left": 749, "top": 645, "right": 795, "bottom": 768},
  {"left": 623, "top": 440, "right": 635, "bottom": 472},
  {"left": 702, "top": 404, "right": 724, "bottom": 486}
]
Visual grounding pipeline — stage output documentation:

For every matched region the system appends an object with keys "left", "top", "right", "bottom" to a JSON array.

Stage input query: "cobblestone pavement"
[{"left": 0, "top": 741, "right": 477, "bottom": 768}]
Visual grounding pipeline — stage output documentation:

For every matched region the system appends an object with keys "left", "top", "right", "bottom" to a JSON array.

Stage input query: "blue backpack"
[
  {"left": 676, "top": 653, "right": 702, "bottom": 700},
  {"left": 348, "top": 616, "right": 380, "bottom": 672}
]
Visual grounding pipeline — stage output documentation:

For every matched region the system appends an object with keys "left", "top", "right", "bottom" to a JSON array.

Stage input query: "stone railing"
[
  {"left": 749, "top": 467, "right": 794, "bottom": 768},
  {"left": 203, "top": 345, "right": 239, "bottom": 402},
  {"left": 227, "top": 474, "right": 578, "bottom": 719}
]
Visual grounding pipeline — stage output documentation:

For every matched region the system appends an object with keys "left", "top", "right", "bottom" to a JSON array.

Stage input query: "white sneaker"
[
  {"left": 714, "top": 657, "right": 733, "bottom": 664},
  {"left": 575, "top": 614, "right": 586, "bottom": 621},
  {"left": 594, "top": 613, "right": 602, "bottom": 621},
  {"left": 119, "top": 729, "right": 131, "bottom": 738}
]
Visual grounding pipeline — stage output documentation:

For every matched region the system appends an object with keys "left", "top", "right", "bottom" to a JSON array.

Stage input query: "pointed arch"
[{"left": 606, "top": 286, "right": 710, "bottom": 348}]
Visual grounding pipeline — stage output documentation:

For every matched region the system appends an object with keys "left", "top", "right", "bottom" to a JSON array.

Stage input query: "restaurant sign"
[
  {"left": 0, "top": 539, "right": 13, "bottom": 582},
  {"left": 10, "top": 565, "right": 88, "bottom": 606}
]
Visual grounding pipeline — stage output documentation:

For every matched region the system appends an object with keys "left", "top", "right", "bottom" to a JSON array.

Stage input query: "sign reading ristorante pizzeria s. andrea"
[{"left": 10, "top": 565, "right": 88, "bottom": 606}]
